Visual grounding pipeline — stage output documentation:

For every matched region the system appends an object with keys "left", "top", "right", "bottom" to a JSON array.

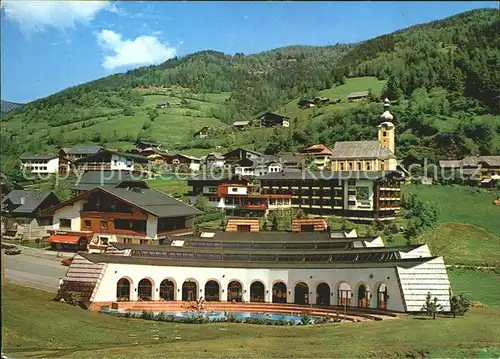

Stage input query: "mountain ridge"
[
  {"left": 1, "top": 100, "right": 23, "bottom": 113},
  {"left": 1, "top": 8, "right": 499, "bottom": 177}
]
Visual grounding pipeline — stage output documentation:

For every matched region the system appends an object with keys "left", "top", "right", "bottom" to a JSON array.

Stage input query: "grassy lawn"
[
  {"left": 423, "top": 222, "right": 500, "bottom": 267},
  {"left": 277, "top": 77, "right": 386, "bottom": 129},
  {"left": 404, "top": 184, "right": 500, "bottom": 235},
  {"left": 448, "top": 268, "right": 500, "bottom": 306},
  {"left": 147, "top": 178, "right": 189, "bottom": 198},
  {"left": 2, "top": 284, "right": 499, "bottom": 359}
]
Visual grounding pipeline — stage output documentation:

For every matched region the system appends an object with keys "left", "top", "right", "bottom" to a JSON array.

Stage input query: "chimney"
[{"left": 20, "top": 197, "right": 25, "bottom": 205}]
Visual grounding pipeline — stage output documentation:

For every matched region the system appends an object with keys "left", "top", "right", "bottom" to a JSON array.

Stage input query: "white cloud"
[
  {"left": 1, "top": 0, "right": 113, "bottom": 34},
  {"left": 97, "top": 29, "right": 176, "bottom": 70}
]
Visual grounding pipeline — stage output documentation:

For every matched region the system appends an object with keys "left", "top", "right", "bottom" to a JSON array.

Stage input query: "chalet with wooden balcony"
[
  {"left": 60, "top": 145, "right": 104, "bottom": 162},
  {"left": 44, "top": 180, "right": 200, "bottom": 252},
  {"left": 296, "top": 144, "right": 333, "bottom": 170},
  {"left": 258, "top": 112, "right": 290, "bottom": 128},
  {"left": 187, "top": 174, "right": 292, "bottom": 216},
  {"left": 1, "top": 190, "right": 60, "bottom": 240},
  {"left": 259, "top": 170, "right": 404, "bottom": 222},
  {"left": 72, "top": 149, "right": 150, "bottom": 172},
  {"left": 440, "top": 155, "right": 500, "bottom": 184},
  {"left": 163, "top": 153, "right": 201, "bottom": 172}
]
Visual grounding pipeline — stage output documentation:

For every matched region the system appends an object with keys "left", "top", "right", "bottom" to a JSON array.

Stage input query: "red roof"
[
  {"left": 296, "top": 144, "right": 333, "bottom": 156},
  {"left": 48, "top": 235, "right": 82, "bottom": 244}
]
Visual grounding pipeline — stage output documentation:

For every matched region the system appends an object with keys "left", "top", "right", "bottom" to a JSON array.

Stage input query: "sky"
[{"left": 1, "top": 1, "right": 497, "bottom": 104}]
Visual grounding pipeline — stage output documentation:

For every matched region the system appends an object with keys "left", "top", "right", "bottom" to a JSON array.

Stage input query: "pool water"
[
  {"left": 105, "top": 308, "right": 319, "bottom": 324},
  {"left": 159, "top": 311, "right": 316, "bottom": 323}
]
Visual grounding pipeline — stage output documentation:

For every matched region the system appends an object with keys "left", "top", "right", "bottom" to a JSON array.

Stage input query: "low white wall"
[{"left": 93, "top": 263, "right": 406, "bottom": 311}]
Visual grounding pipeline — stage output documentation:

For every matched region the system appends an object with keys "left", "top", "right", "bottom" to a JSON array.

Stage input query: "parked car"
[
  {"left": 61, "top": 257, "right": 74, "bottom": 266},
  {"left": 5, "top": 246, "right": 21, "bottom": 255}
]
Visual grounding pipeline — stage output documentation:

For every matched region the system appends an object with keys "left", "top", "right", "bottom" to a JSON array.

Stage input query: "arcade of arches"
[{"left": 115, "top": 278, "right": 390, "bottom": 309}]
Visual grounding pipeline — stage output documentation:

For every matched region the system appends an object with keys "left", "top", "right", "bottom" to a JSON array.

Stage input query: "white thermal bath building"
[{"left": 60, "top": 229, "right": 452, "bottom": 313}]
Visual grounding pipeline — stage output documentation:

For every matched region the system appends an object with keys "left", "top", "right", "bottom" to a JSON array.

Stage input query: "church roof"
[{"left": 331, "top": 140, "right": 396, "bottom": 159}]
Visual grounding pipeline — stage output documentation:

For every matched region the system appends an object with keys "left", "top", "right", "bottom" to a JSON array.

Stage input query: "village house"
[
  {"left": 72, "top": 149, "right": 150, "bottom": 172},
  {"left": 187, "top": 174, "right": 291, "bottom": 215},
  {"left": 164, "top": 153, "right": 201, "bottom": 172},
  {"left": 61, "top": 145, "right": 104, "bottom": 162},
  {"left": 135, "top": 140, "right": 162, "bottom": 151},
  {"left": 193, "top": 126, "right": 210, "bottom": 139},
  {"left": 201, "top": 152, "right": 225, "bottom": 168},
  {"left": 347, "top": 91, "right": 370, "bottom": 102},
  {"left": 258, "top": 112, "right": 290, "bottom": 128},
  {"left": 156, "top": 101, "right": 169, "bottom": 109},
  {"left": 20, "top": 155, "right": 60, "bottom": 175},
  {"left": 296, "top": 144, "right": 334, "bottom": 170},
  {"left": 232, "top": 120, "right": 251, "bottom": 131},
  {"left": 439, "top": 155, "right": 500, "bottom": 185},
  {"left": 297, "top": 99, "right": 316, "bottom": 109},
  {"left": 1, "top": 189, "right": 60, "bottom": 240},
  {"left": 138, "top": 148, "right": 170, "bottom": 165},
  {"left": 222, "top": 148, "right": 282, "bottom": 176},
  {"left": 331, "top": 99, "right": 397, "bottom": 172},
  {"left": 44, "top": 180, "right": 201, "bottom": 253}
]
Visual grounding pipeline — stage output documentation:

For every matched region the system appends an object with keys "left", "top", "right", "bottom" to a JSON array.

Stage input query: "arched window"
[
  {"left": 159, "top": 279, "right": 175, "bottom": 301},
  {"left": 182, "top": 280, "right": 198, "bottom": 301},
  {"left": 250, "top": 281, "right": 265, "bottom": 302},
  {"left": 116, "top": 278, "right": 130, "bottom": 302},
  {"left": 294, "top": 282, "right": 309, "bottom": 305},
  {"left": 377, "top": 283, "right": 388, "bottom": 309},
  {"left": 138, "top": 278, "right": 153, "bottom": 301},
  {"left": 227, "top": 281, "right": 243, "bottom": 302},
  {"left": 205, "top": 280, "right": 220, "bottom": 302},
  {"left": 358, "top": 284, "right": 369, "bottom": 308},
  {"left": 337, "top": 282, "right": 351, "bottom": 306},
  {"left": 272, "top": 282, "right": 287, "bottom": 303},
  {"left": 316, "top": 283, "right": 331, "bottom": 306}
]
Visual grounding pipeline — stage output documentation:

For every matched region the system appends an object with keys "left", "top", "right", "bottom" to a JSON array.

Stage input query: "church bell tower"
[{"left": 378, "top": 98, "right": 395, "bottom": 155}]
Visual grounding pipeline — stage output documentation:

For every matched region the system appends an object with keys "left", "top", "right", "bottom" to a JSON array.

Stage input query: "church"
[{"left": 331, "top": 99, "right": 397, "bottom": 172}]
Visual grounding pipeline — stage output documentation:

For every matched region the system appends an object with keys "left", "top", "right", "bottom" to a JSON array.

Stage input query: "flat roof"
[
  {"left": 79, "top": 252, "right": 437, "bottom": 270},
  {"left": 167, "top": 231, "right": 377, "bottom": 243},
  {"left": 111, "top": 242, "right": 421, "bottom": 255}
]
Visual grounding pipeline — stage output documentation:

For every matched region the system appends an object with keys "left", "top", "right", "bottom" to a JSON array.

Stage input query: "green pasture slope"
[{"left": 2, "top": 284, "right": 499, "bottom": 359}]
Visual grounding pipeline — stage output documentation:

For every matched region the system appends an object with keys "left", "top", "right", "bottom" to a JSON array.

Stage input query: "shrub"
[
  {"left": 141, "top": 310, "right": 156, "bottom": 320},
  {"left": 300, "top": 314, "right": 312, "bottom": 325},
  {"left": 450, "top": 294, "right": 470, "bottom": 318}
]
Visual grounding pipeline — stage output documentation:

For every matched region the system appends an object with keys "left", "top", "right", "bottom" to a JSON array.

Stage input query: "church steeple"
[
  {"left": 380, "top": 98, "right": 394, "bottom": 121},
  {"left": 378, "top": 98, "right": 395, "bottom": 154}
]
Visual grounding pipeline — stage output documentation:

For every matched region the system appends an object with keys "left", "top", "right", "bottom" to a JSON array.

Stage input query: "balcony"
[{"left": 241, "top": 203, "right": 267, "bottom": 210}]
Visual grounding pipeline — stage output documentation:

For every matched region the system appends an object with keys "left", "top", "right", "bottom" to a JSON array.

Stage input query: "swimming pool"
[
  {"left": 103, "top": 308, "right": 321, "bottom": 324},
  {"left": 162, "top": 311, "right": 316, "bottom": 323}
]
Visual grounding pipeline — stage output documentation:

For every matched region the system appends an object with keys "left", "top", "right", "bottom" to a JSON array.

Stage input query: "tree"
[
  {"left": 270, "top": 213, "right": 279, "bottom": 231},
  {"left": 421, "top": 292, "right": 443, "bottom": 319},
  {"left": 450, "top": 293, "right": 470, "bottom": 318},
  {"left": 260, "top": 217, "right": 268, "bottom": 231},
  {"left": 123, "top": 107, "right": 134, "bottom": 116},
  {"left": 148, "top": 108, "right": 159, "bottom": 121},
  {"left": 194, "top": 195, "right": 215, "bottom": 214}
]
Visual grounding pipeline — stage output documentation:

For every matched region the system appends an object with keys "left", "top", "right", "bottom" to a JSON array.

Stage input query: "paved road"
[{"left": 4, "top": 249, "right": 68, "bottom": 292}]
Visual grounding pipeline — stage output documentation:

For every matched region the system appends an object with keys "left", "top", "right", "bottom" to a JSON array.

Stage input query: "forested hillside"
[{"left": 1, "top": 8, "right": 499, "bottom": 177}]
